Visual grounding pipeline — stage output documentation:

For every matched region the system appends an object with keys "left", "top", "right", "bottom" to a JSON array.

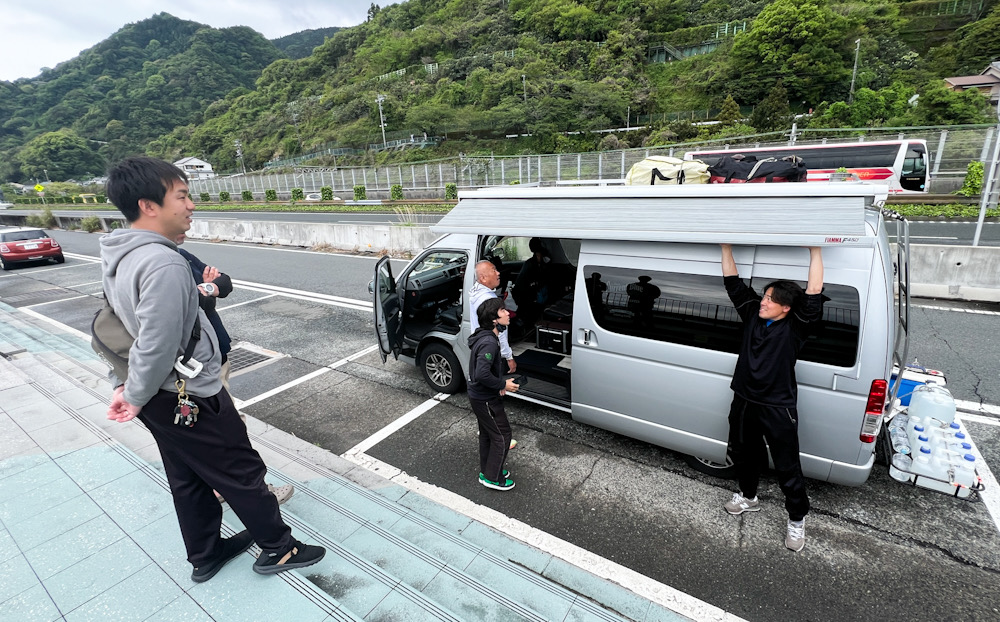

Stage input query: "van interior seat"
[{"left": 435, "top": 304, "right": 462, "bottom": 329}]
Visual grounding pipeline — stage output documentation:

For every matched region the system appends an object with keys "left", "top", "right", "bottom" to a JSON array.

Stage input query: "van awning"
[{"left": 432, "top": 183, "right": 888, "bottom": 247}]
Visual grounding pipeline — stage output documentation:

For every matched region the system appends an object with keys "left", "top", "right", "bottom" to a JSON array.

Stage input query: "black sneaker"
[
  {"left": 253, "top": 540, "right": 326, "bottom": 575},
  {"left": 191, "top": 530, "right": 254, "bottom": 583}
]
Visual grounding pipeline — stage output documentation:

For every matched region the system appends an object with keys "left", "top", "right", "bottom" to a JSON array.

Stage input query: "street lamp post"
[
  {"left": 626, "top": 106, "right": 630, "bottom": 130},
  {"left": 521, "top": 75, "right": 527, "bottom": 104},
  {"left": 376, "top": 95, "right": 388, "bottom": 149},
  {"left": 973, "top": 99, "right": 1000, "bottom": 246},
  {"left": 848, "top": 38, "right": 861, "bottom": 104}
]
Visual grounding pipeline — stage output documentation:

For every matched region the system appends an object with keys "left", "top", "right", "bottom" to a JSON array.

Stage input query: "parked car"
[
  {"left": 0, "top": 202, "right": 13, "bottom": 210},
  {"left": 0, "top": 227, "right": 65, "bottom": 270}
]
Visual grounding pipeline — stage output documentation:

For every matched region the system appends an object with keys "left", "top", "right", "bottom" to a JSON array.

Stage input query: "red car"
[{"left": 0, "top": 227, "right": 65, "bottom": 270}]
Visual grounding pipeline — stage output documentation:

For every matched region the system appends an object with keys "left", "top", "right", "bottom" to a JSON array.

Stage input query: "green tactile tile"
[
  {"left": 23, "top": 514, "right": 126, "bottom": 580},
  {"left": 420, "top": 570, "right": 540, "bottom": 622},
  {"left": 140, "top": 595, "right": 213, "bottom": 622},
  {"left": 0, "top": 476, "right": 85, "bottom": 527},
  {"left": 6, "top": 400, "right": 73, "bottom": 433},
  {"left": 29, "top": 418, "right": 103, "bottom": 459},
  {"left": 188, "top": 567, "right": 329, "bottom": 622},
  {"left": 0, "top": 582, "right": 63, "bottom": 622},
  {"left": 341, "top": 526, "right": 443, "bottom": 592},
  {"left": 63, "top": 563, "right": 183, "bottom": 622},
  {"left": 278, "top": 494, "right": 365, "bottom": 544},
  {"left": 393, "top": 491, "right": 475, "bottom": 534},
  {"left": 51, "top": 387, "right": 103, "bottom": 411},
  {"left": 541, "top": 557, "right": 651, "bottom": 622},
  {"left": 457, "top": 522, "right": 554, "bottom": 573},
  {"left": 44, "top": 537, "right": 152, "bottom": 613},
  {"left": 6, "top": 493, "right": 104, "bottom": 552},
  {"left": 55, "top": 445, "right": 139, "bottom": 492},
  {"left": 298, "top": 548, "right": 395, "bottom": 619},
  {"left": 0, "top": 529, "right": 18, "bottom": 564},
  {"left": 0, "top": 458, "right": 65, "bottom": 502},
  {"left": 87, "top": 470, "right": 174, "bottom": 531},
  {"left": 362, "top": 588, "right": 461, "bottom": 622},
  {"left": 644, "top": 602, "right": 697, "bottom": 622},
  {"left": 0, "top": 553, "right": 41, "bottom": 604},
  {"left": 130, "top": 514, "right": 200, "bottom": 588},
  {"left": 463, "top": 553, "right": 574, "bottom": 622},
  {"left": 326, "top": 487, "right": 405, "bottom": 530},
  {"left": 387, "top": 515, "right": 479, "bottom": 570}
]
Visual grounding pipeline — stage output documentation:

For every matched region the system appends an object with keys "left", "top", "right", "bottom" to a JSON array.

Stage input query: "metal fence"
[{"left": 189, "top": 125, "right": 996, "bottom": 200}]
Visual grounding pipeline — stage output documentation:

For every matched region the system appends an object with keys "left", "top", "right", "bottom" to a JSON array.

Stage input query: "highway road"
[{"left": 3, "top": 231, "right": 999, "bottom": 622}]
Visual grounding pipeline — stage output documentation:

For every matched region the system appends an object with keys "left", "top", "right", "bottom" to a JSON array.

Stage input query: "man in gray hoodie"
[{"left": 101, "top": 157, "right": 324, "bottom": 582}]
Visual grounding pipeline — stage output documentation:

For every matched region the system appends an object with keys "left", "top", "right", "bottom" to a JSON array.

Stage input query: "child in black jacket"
[{"left": 468, "top": 297, "right": 520, "bottom": 490}]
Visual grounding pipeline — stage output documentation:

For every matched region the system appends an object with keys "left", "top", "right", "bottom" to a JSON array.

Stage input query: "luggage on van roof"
[{"left": 435, "top": 183, "right": 888, "bottom": 248}]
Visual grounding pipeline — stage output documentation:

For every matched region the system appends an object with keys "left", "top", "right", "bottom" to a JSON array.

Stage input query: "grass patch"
[{"left": 889, "top": 203, "right": 1000, "bottom": 219}]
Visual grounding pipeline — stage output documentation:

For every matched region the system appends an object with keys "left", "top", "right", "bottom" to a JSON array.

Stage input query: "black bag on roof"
[{"left": 707, "top": 154, "right": 808, "bottom": 184}]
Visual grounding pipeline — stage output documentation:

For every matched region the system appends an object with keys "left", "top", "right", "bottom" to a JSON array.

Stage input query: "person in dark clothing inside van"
[
  {"left": 719, "top": 244, "right": 824, "bottom": 552},
  {"left": 468, "top": 297, "right": 520, "bottom": 490}
]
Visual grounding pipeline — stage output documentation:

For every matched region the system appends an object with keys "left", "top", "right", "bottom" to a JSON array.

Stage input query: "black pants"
[
  {"left": 471, "top": 396, "right": 511, "bottom": 483},
  {"left": 139, "top": 388, "right": 292, "bottom": 566},
  {"left": 727, "top": 395, "right": 810, "bottom": 521}
]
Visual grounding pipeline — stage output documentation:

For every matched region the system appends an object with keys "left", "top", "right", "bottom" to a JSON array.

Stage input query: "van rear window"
[{"left": 582, "top": 266, "right": 859, "bottom": 367}]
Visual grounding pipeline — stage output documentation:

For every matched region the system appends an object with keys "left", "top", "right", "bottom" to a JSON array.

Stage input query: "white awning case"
[{"left": 432, "top": 183, "right": 888, "bottom": 247}]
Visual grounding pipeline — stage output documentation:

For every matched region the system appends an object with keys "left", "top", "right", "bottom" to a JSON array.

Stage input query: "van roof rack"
[{"left": 433, "top": 183, "right": 888, "bottom": 247}]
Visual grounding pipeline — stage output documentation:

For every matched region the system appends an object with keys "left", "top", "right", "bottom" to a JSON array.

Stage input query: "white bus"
[{"left": 684, "top": 139, "right": 929, "bottom": 193}]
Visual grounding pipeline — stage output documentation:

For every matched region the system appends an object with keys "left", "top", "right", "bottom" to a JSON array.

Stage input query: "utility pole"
[
  {"left": 376, "top": 94, "right": 387, "bottom": 149},
  {"left": 973, "top": 99, "right": 1000, "bottom": 246},
  {"left": 848, "top": 39, "right": 861, "bottom": 104},
  {"left": 234, "top": 139, "right": 246, "bottom": 175},
  {"left": 626, "top": 106, "right": 630, "bottom": 130}
]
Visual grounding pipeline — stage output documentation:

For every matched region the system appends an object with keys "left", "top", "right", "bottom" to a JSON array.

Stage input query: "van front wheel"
[
  {"left": 419, "top": 343, "right": 464, "bottom": 394},
  {"left": 684, "top": 452, "right": 737, "bottom": 480}
]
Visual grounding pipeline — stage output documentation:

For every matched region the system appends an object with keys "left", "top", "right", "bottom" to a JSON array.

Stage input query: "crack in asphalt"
[{"left": 922, "top": 310, "right": 987, "bottom": 404}]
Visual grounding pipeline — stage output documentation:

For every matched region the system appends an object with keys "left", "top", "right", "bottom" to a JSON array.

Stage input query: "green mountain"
[
  {"left": 0, "top": 12, "right": 284, "bottom": 181},
  {"left": 2, "top": 0, "right": 998, "bottom": 183},
  {"left": 272, "top": 27, "right": 343, "bottom": 60}
]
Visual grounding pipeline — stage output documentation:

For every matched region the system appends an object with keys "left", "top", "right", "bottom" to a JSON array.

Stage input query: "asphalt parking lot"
[{"left": 3, "top": 235, "right": 999, "bottom": 622}]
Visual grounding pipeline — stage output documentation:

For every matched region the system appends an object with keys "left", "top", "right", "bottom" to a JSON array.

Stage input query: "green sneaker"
[{"left": 478, "top": 472, "right": 515, "bottom": 490}]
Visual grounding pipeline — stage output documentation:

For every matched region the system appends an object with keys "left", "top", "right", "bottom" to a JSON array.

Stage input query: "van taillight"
[{"left": 860, "top": 379, "right": 888, "bottom": 443}]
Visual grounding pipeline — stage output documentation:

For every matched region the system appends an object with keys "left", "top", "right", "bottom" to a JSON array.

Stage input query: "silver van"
[{"left": 372, "top": 184, "right": 909, "bottom": 485}]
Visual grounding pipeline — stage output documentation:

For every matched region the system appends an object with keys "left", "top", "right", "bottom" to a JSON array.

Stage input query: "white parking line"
[
  {"left": 914, "top": 305, "right": 1000, "bottom": 317},
  {"left": 343, "top": 451, "right": 746, "bottom": 622},
  {"left": 344, "top": 393, "right": 450, "bottom": 456},
  {"left": 63, "top": 252, "right": 101, "bottom": 263},
  {"left": 234, "top": 344, "right": 379, "bottom": 409},
  {"left": 955, "top": 414, "right": 1000, "bottom": 536},
  {"left": 216, "top": 293, "right": 278, "bottom": 311},
  {"left": 231, "top": 279, "right": 370, "bottom": 312},
  {"left": 25, "top": 294, "right": 90, "bottom": 308}
]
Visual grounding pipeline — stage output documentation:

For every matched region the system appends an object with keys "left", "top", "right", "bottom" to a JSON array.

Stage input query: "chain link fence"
[{"left": 190, "top": 125, "right": 996, "bottom": 201}]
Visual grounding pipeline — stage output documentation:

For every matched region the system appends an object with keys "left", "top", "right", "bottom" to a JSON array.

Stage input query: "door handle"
[{"left": 581, "top": 328, "right": 593, "bottom": 345}]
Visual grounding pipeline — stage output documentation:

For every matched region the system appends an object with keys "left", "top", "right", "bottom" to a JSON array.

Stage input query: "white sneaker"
[
  {"left": 785, "top": 518, "right": 805, "bottom": 552},
  {"left": 724, "top": 492, "right": 760, "bottom": 515}
]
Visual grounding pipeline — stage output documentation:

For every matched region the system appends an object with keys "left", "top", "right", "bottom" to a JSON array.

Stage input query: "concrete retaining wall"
[
  {"left": 186, "top": 218, "right": 440, "bottom": 258},
  {"left": 907, "top": 244, "right": 1000, "bottom": 302}
]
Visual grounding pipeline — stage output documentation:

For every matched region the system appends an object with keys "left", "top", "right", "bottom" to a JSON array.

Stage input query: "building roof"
[
  {"left": 174, "top": 157, "right": 211, "bottom": 167},
  {"left": 945, "top": 75, "right": 1000, "bottom": 88}
]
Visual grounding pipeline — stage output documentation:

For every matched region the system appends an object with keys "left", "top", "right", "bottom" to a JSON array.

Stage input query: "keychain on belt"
[{"left": 174, "top": 378, "right": 199, "bottom": 427}]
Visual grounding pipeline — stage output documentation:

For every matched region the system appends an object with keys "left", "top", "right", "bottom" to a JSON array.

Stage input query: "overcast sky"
[{"left": 3, "top": 0, "right": 394, "bottom": 82}]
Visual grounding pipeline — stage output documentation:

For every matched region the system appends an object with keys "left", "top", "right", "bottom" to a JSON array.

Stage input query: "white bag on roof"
[{"left": 625, "top": 156, "right": 710, "bottom": 185}]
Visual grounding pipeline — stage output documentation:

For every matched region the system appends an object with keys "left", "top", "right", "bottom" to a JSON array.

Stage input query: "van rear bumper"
[{"left": 825, "top": 451, "right": 876, "bottom": 487}]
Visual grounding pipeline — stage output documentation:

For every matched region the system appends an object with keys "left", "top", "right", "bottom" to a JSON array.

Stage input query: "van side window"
[{"left": 583, "top": 266, "right": 860, "bottom": 367}]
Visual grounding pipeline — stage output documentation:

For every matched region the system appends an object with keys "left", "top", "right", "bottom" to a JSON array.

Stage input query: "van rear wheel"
[
  {"left": 419, "top": 343, "right": 464, "bottom": 394},
  {"left": 684, "top": 452, "right": 738, "bottom": 480}
]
